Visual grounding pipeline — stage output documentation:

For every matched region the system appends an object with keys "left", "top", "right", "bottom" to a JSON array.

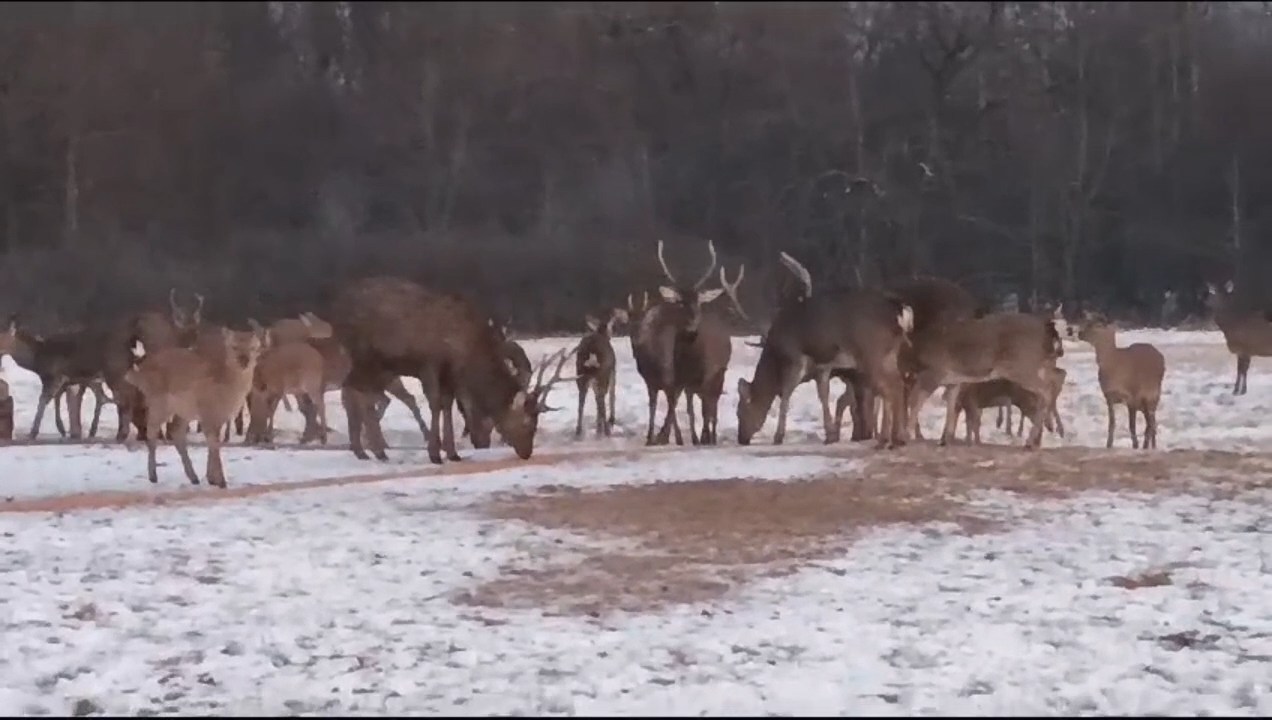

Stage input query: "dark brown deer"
[
  {"left": 625, "top": 239, "right": 732, "bottom": 446},
  {"left": 330, "top": 276, "right": 574, "bottom": 464},
  {"left": 736, "top": 252, "right": 915, "bottom": 448},
  {"left": 302, "top": 335, "right": 429, "bottom": 446},
  {"left": 0, "top": 318, "right": 111, "bottom": 440},
  {"left": 574, "top": 308, "right": 628, "bottom": 439},
  {"left": 1205, "top": 281, "right": 1272, "bottom": 396},
  {"left": 458, "top": 320, "right": 535, "bottom": 450}
]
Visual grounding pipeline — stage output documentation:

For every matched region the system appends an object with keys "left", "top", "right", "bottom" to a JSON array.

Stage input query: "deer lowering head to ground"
[
  {"left": 124, "top": 325, "right": 263, "bottom": 487},
  {"left": 736, "top": 252, "right": 914, "bottom": 449},
  {"left": 1205, "top": 281, "right": 1272, "bottom": 395},
  {"left": 330, "top": 276, "right": 574, "bottom": 463},
  {"left": 953, "top": 365, "right": 1067, "bottom": 445},
  {"left": 573, "top": 308, "right": 628, "bottom": 439},
  {"left": 625, "top": 239, "right": 733, "bottom": 446},
  {"left": 906, "top": 311, "right": 1063, "bottom": 449},
  {"left": 1075, "top": 313, "right": 1165, "bottom": 450}
]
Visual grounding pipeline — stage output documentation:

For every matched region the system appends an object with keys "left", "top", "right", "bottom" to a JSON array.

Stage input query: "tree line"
[{"left": 1, "top": 1, "right": 1270, "bottom": 333}]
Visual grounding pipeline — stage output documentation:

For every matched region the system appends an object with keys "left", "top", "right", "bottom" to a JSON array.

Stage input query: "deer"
[
  {"left": 676, "top": 264, "right": 746, "bottom": 446},
  {"left": 53, "top": 378, "right": 113, "bottom": 440},
  {"left": 952, "top": 365, "right": 1068, "bottom": 445},
  {"left": 573, "top": 308, "right": 628, "bottom": 439},
  {"left": 303, "top": 335, "right": 430, "bottom": 446},
  {"left": 736, "top": 251, "right": 914, "bottom": 449},
  {"left": 625, "top": 238, "right": 740, "bottom": 446},
  {"left": 0, "top": 318, "right": 111, "bottom": 440},
  {"left": 103, "top": 289, "right": 205, "bottom": 443},
  {"left": 0, "top": 376, "right": 12, "bottom": 442},
  {"left": 226, "top": 314, "right": 337, "bottom": 438},
  {"left": 905, "top": 311, "right": 1065, "bottom": 450},
  {"left": 124, "top": 325, "right": 263, "bottom": 488},
  {"left": 244, "top": 340, "right": 329, "bottom": 446},
  {"left": 994, "top": 304, "right": 1069, "bottom": 437},
  {"left": 459, "top": 321, "right": 535, "bottom": 449},
  {"left": 329, "top": 276, "right": 574, "bottom": 464},
  {"left": 1074, "top": 313, "right": 1165, "bottom": 450},
  {"left": 1205, "top": 281, "right": 1272, "bottom": 396}
]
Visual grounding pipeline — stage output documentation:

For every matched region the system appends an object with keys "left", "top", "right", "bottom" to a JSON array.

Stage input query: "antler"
[
  {"left": 692, "top": 239, "right": 718, "bottom": 290},
  {"left": 718, "top": 264, "right": 749, "bottom": 320},
  {"left": 655, "top": 240, "right": 678, "bottom": 285},
  {"left": 779, "top": 251, "right": 813, "bottom": 298},
  {"left": 168, "top": 288, "right": 181, "bottom": 317},
  {"left": 192, "top": 293, "right": 205, "bottom": 322},
  {"left": 530, "top": 346, "right": 579, "bottom": 409}
]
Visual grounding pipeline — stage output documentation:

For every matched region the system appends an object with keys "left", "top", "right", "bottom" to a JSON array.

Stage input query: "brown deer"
[
  {"left": 1075, "top": 313, "right": 1165, "bottom": 449},
  {"left": 329, "top": 276, "right": 574, "bottom": 464},
  {"left": 625, "top": 239, "right": 734, "bottom": 446},
  {"left": 574, "top": 308, "right": 628, "bottom": 439},
  {"left": 953, "top": 366, "right": 1067, "bottom": 445},
  {"left": 677, "top": 264, "right": 746, "bottom": 445},
  {"left": 905, "top": 312, "right": 1064, "bottom": 449},
  {"left": 995, "top": 304, "right": 1068, "bottom": 435},
  {"left": 245, "top": 340, "right": 329, "bottom": 446},
  {"left": 124, "top": 326, "right": 263, "bottom": 487},
  {"left": 736, "top": 252, "right": 914, "bottom": 448},
  {"left": 103, "top": 289, "right": 205, "bottom": 442},
  {"left": 0, "top": 376, "right": 12, "bottom": 442},
  {"left": 1205, "top": 281, "right": 1272, "bottom": 396},
  {"left": 994, "top": 364, "right": 1068, "bottom": 440},
  {"left": 459, "top": 322, "right": 535, "bottom": 449},
  {"left": 53, "top": 378, "right": 113, "bottom": 439}
]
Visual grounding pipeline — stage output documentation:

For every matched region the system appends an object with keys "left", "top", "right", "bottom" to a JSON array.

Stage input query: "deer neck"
[
  {"left": 465, "top": 349, "right": 522, "bottom": 420},
  {"left": 746, "top": 348, "right": 784, "bottom": 414},
  {"left": 4, "top": 332, "right": 39, "bottom": 372},
  {"left": 1087, "top": 332, "right": 1119, "bottom": 363}
]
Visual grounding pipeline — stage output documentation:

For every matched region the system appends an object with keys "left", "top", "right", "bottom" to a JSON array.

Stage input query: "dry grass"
[{"left": 460, "top": 442, "right": 1272, "bottom": 618}]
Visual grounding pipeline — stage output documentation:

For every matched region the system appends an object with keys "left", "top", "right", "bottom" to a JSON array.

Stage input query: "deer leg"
[
  {"left": 28, "top": 377, "right": 65, "bottom": 440},
  {"left": 1231, "top": 356, "right": 1251, "bottom": 396},
  {"left": 878, "top": 370, "right": 908, "bottom": 450},
  {"left": 441, "top": 393, "right": 461, "bottom": 463},
  {"left": 1145, "top": 403, "right": 1158, "bottom": 450},
  {"left": 813, "top": 370, "right": 837, "bottom": 444},
  {"left": 938, "top": 384, "right": 962, "bottom": 447},
  {"left": 343, "top": 386, "right": 369, "bottom": 460},
  {"left": 313, "top": 390, "right": 329, "bottom": 446},
  {"left": 144, "top": 405, "right": 165, "bottom": 484},
  {"left": 419, "top": 370, "right": 445, "bottom": 464},
  {"left": 594, "top": 380, "right": 608, "bottom": 438},
  {"left": 170, "top": 419, "right": 200, "bottom": 485},
  {"left": 66, "top": 384, "right": 86, "bottom": 440},
  {"left": 607, "top": 369, "right": 617, "bottom": 432},
  {"left": 112, "top": 382, "right": 133, "bottom": 443},
  {"left": 387, "top": 379, "right": 429, "bottom": 444},
  {"left": 656, "top": 389, "right": 683, "bottom": 446},
  {"left": 205, "top": 423, "right": 228, "bottom": 488},
  {"left": 575, "top": 378, "right": 588, "bottom": 440},
  {"left": 834, "top": 385, "right": 854, "bottom": 441},
  {"left": 643, "top": 385, "right": 658, "bottom": 446},
  {"left": 87, "top": 382, "right": 105, "bottom": 439},
  {"left": 1128, "top": 405, "right": 1140, "bottom": 450},
  {"left": 907, "top": 374, "right": 941, "bottom": 444},
  {"left": 1104, "top": 399, "right": 1116, "bottom": 449},
  {"left": 282, "top": 394, "right": 294, "bottom": 413},
  {"left": 54, "top": 386, "right": 68, "bottom": 437}
]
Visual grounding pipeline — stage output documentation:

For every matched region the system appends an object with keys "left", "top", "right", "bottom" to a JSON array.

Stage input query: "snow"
[{"left": 2, "top": 328, "right": 1272, "bottom": 715}]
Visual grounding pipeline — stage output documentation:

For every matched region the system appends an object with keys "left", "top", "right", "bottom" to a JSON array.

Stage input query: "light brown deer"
[
  {"left": 1205, "top": 281, "right": 1272, "bottom": 395},
  {"left": 1075, "top": 313, "right": 1165, "bottom": 450},
  {"left": 953, "top": 366, "right": 1067, "bottom": 445},
  {"left": 245, "top": 340, "right": 329, "bottom": 446},
  {"left": 573, "top": 308, "right": 628, "bottom": 439},
  {"left": 736, "top": 252, "right": 914, "bottom": 448},
  {"left": 994, "top": 365, "right": 1068, "bottom": 440},
  {"left": 124, "top": 326, "right": 263, "bottom": 487},
  {"left": 906, "top": 312, "right": 1064, "bottom": 449},
  {"left": 329, "top": 276, "right": 574, "bottom": 463},
  {"left": 104, "top": 289, "right": 205, "bottom": 442},
  {"left": 995, "top": 304, "right": 1068, "bottom": 436}
]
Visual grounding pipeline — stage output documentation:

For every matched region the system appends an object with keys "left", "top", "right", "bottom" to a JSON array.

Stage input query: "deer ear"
[
  {"left": 299, "top": 313, "right": 313, "bottom": 328},
  {"left": 1225, "top": 280, "right": 1235, "bottom": 294},
  {"left": 612, "top": 309, "right": 629, "bottom": 325},
  {"left": 585, "top": 315, "right": 600, "bottom": 332},
  {"left": 697, "top": 288, "right": 725, "bottom": 304},
  {"left": 658, "top": 286, "right": 681, "bottom": 303}
]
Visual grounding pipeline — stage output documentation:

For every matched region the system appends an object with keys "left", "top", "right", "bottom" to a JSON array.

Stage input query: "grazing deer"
[
  {"left": 460, "top": 325, "right": 536, "bottom": 450},
  {"left": 245, "top": 340, "right": 329, "bottom": 446},
  {"left": 626, "top": 239, "right": 735, "bottom": 446},
  {"left": 0, "top": 376, "right": 12, "bottom": 442},
  {"left": 104, "top": 289, "right": 205, "bottom": 442},
  {"left": 906, "top": 312, "right": 1064, "bottom": 449},
  {"left": 0, "top": 319, "right": 111, "bottom": 440},
  {"left": 953, "top": 366, "right": 1067, "bottom": 445},
  {"left": 736, "top": 252, "right": 914, "bottom": 448},
  {"left": 574, "top": 308, "right": 628, "bottom": 439},
  {"left": 1205, "top": 281, "right": 1272, "bottom": 395},
  {"left": 329, "top": 276, "right": 574, "bottom": 464},
  {"left": 124, "top": 326, "right": 263, "bottom": 487},
  {"left": 1075, "top": 313, "right": 1165, "bottom": 450}
]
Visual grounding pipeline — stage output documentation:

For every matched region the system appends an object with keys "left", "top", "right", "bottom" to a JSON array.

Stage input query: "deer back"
[{"left": 254, "top": 341, "right": 325, "bottom": 395}]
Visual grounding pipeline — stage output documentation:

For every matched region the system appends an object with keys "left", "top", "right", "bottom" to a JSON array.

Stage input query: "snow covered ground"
[{"left": 2, "top": 329, "right": 1272, "bottom": 715}]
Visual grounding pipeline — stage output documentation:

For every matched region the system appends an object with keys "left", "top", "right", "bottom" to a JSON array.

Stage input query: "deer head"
[
  {"left": 655, "top": 239, "right": 725, "bottom": 334},
  {"left": 498, "top": 345, "right": 578, "bottom": 459},
  {"left": 586, "top": 308, "right": 630, "bottom": 336},
  {"left": 169, "top": 288, "right": 205, "bottom": 333}
]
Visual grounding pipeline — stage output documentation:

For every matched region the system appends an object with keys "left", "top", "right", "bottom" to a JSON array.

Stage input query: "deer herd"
[{"left": 0, "top": 240, "right": 1267, "bottom": 489}]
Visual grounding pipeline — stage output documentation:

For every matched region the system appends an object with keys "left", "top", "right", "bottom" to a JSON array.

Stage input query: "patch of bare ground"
[{"left": 461, "top": 442, "right": 1272, "bottom": 617}]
